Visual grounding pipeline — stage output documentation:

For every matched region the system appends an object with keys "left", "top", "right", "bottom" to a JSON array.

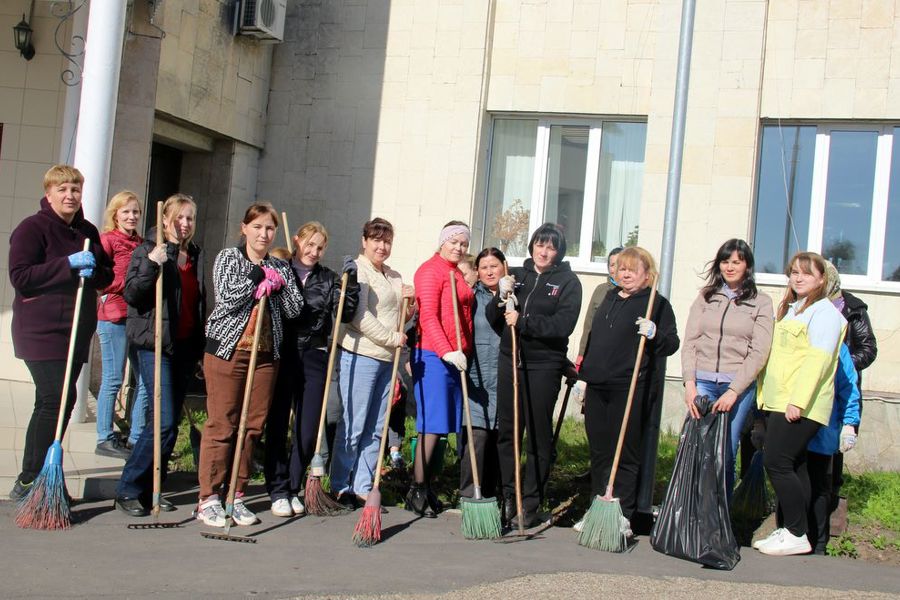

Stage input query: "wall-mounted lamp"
[{"left": 13, "top": 14, "right": 35, "bottom": 60}]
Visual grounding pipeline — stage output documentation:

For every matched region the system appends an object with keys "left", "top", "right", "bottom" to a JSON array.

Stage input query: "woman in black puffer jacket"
[
  {"left": 486, "top": 223, "right": 582, "bottom": 529},
  {"left": 263, "top": 221, "right": 360, "bottom": 517}
]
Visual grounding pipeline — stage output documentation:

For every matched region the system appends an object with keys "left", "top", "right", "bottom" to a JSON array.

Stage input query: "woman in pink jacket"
[
  {"left": 96, "top": 191, "right": 149, "bottom": 458},
  {"left": 407, "top": 221, "right": 474, "bottom": 516}
]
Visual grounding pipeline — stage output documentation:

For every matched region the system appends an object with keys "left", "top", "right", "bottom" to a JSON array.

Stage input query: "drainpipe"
[{"left": 71, "top": 1, "right": 128, "bottom": 423}]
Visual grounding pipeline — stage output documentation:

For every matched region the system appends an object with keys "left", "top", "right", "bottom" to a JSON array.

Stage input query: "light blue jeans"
[
  {"left": 331, "top": 350, "right": 392, "bottom": 497},
  {"left": 695, "top": 379, "right": 757, "bottom": 496},
  {"left": 96, "top": 320, "right": 148, "bottom": 445}
]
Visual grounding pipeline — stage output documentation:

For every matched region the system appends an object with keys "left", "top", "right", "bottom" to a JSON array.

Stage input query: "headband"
[{"left": 439, "top": 224, "right": 470, "bottom": 247}]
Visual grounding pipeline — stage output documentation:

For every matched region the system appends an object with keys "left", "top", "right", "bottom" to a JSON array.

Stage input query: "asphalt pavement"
[{"left": 3, "top": 484, "right": 898, "bottom": 600}]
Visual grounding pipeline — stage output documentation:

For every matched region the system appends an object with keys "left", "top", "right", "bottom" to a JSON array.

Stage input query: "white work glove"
[
  {"left": 148, "top": 245, "right": 168, "bottom": 266},
  {"left": 442, "top": 350, "right": 467, "bottom": 372},
  {"left": 839, "top": 425, "right": 857, "bottom": 453},
  {"left": 498, "top": 275, "right": 515, "bottom": 299},
  {"left": 635, "top": 317, "right": 656, "bottom": 339}
]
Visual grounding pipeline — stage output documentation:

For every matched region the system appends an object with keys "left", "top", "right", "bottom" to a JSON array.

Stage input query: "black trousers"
[
  {"left": 807, "top": 451, "right": 833, "bottom": 553},
  {"left": 763, "top": 414, "right": 820, "bottom": 537},
  {"left": 496, "top": 357, "right": 561, "bottom": 515},
  {"left": 264, "top": 347, "right": 328, "bottom": 499},
  {"left": 459, "top": 427, "right": 500, "bottom": 499},
  {"left": 20, "top": 360, "right": 84, "bottom": 483},
  {"left": 583, "top": 385, "right": 646, "bottom": 519}
]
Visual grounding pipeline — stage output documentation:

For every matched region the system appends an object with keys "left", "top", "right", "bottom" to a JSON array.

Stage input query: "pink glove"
[{"left": 254, "top": 267, "right": 285, "bottom": 299}]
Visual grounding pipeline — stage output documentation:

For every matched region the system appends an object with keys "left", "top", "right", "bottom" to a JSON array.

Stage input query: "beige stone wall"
[
  {"left": 155, "top": 0, "right": 274, "bottom": 147},
  {"left": 0, "top": 3, "right": 73, "bottom": 381}
]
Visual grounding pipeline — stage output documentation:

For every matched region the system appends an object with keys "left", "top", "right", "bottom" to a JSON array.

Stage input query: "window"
[
  {"left": 482, "top": 116, "right": 647, "bottom": 269},
  {"left": 753, "top": 123, "right": 900, "bottom": 287}
]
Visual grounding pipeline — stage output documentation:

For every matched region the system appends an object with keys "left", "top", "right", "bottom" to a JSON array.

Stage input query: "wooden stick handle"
[
  {"left": 54, "top": 237, "right": 91, "bottom": 442},
  {"left": 313, "top": 272, "right": 349, "bottom": 456},
  {"left": 503, "top": 262, "right": 524, "bottom": 532},
  {"left": 605, "top": 278, "right": 657, "bottom": 497},
  {"left": 372, "top": 297, "right": 409, "bottom": 490},
  {"left": 225, "top": 296, "right": 267, "bottom": 515},
  {"left": 449, "top": 271, "right": 481, "bottom": 498},
  {"left": 281, "top": 211, "right": 292, "bottom": 250},
  {"left": 152, "top": 201, "right": 164, "bottom": 515}
]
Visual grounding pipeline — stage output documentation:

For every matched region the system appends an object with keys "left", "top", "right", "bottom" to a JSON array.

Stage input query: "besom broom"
[
  {"left": 578, "top": 277, "right": 657, "bottom": 552},
  {"left": 352, "top": 297, "right": 409, "bottom": 547},
  {"left": 450, "top": 270, "right": 502, "bottom": 539},
  {"left": 15, "top": 238, "right": 91, "bottom": 530}
]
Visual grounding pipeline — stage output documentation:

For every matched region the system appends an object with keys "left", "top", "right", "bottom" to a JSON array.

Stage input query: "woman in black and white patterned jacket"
[{"left": 196, "top": 202, "right": 303, "bottom": 528}]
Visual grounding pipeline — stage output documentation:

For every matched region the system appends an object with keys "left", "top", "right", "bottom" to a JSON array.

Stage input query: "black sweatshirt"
[
  {"left": 486, "top": 259, "right": 582, "bottom": 369},
  {"left": 580, "top": 286, "right": 679, "bottom": 389}
]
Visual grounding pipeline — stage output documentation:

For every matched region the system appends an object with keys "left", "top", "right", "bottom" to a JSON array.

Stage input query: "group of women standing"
[{"left": 9, "top": 165, "right": 875, "bottom": 557}]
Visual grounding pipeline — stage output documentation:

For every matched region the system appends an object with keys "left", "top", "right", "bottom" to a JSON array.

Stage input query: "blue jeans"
[
  {"left": 694, "top": 379, "right": 757, "bottom": 496},
  {"left": 96, "top": 320, "right": 148, "bottom": 445},
  {"left": 116, "top": 347, "right": 192, "bottom": 499},
  {"left": 331, "top": 350, "right": 392, "bottom": 497}
]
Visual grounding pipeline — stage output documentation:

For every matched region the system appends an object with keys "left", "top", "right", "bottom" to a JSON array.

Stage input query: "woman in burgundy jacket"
[
  {"left": 8, "top": 165, "right": 113, "bottom": 501},
  {"left": 95, "top": 191, "right": 149, "bottom": 458}
]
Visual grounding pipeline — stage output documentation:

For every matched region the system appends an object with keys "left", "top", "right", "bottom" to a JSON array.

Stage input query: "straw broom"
[
  {"left": 15, "top": 238, "right": 91, "bottom": 530},
  {"left": 352, "top": 297, "right": 409, "bottom": 547},
  {"left": 451, "top": 271, "right": 502, "bottom": 539},
  {"left": 578, "top": 278, "right": 657, "bottom": 552}
]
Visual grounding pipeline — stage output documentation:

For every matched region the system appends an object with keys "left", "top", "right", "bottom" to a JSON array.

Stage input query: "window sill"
[{"left": 756, "top": 273, "right": 900, "bottom": 295}]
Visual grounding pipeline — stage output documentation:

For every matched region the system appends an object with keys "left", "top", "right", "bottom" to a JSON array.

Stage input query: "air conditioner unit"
[{"left": 238, "top": 0, "right": 287, "bottom": 42}]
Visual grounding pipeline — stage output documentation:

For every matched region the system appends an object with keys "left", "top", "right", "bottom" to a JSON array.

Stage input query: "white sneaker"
[
  {"left": 232, "top": 498, "right": 259, "bottom": 526},
  {"left": 620, "top": 516, "right": 633, "bottom": 539},
  {"left": 196, "top": 496, "right": 227, "bottom": 528},
  {"left": 753, "top": 528, "right": 785, "bottom": 550},
  {"left": 573, "top": 518, "right": 585, "bottom": 533},
  {"left": 758, "top": 529, "right": 812, "bottom": 556},
  {"left": 271, "top": 497, "right": 293, "bottom": 518},
  {"left": 291, "top": 495, "right": 306, "bottom": 516}
]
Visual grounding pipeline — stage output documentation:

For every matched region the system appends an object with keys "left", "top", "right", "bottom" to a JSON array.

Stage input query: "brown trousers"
[{"left": 199, "top": 351, "right": 278, "bottom": 499}]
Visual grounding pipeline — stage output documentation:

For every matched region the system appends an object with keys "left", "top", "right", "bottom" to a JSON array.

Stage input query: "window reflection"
[
  {"left": 884, "top": 129, "right": 900, "bottom": 281},
  {"left": 594, "top": 122, "right": 646, "bottom": 259},
  {"left": 484, "top": 119, "right": 538, "bottom": 256},
  {"left": 544, "top": 126, "right": 589, "bottom": 256}
]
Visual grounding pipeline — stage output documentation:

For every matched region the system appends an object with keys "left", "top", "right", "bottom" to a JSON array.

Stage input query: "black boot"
[
  {"left": 502, "top": 495, "right": 516, "bottom": 528},
  {"left": 425, "top": 488, "right": 444, "bottom": 515},
  {"left": 405, "top": 483, "right": 436, "bottom": 518}
]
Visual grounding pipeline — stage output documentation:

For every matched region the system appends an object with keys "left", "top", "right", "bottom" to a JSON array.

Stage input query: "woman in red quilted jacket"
[
  {"left": 406, "top": 221, "right": 475, "bottom": 516},
  {"left": 95, "top": 191, "right": 148, "bottom": 458}
]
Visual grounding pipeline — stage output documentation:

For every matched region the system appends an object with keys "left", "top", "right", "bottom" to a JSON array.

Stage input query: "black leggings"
[
  {"left": 764, "top": 414, "right": 821, "bottom": 537},
  {"left": 264, "top": 347, "right": 328, "bottom": 499},
  {"left": 584, "top": 385, "right": 646, "bottom": 519},
  {"left": 806, "top": 451, "right": 833, "bottom": 554},
  {"left": 20, "top": 360, "right": 84, "bottom": 483},
  {"left": 496, "top": 358, "right": 562, "bottom": 515},
  {"left": 459, "top": 427, "right": 500, "bottom": 499}
]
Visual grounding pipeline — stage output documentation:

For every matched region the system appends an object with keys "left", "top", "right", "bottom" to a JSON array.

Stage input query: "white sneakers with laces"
[
  {"left": 290, "top": 495, "right": 306, "bottom": 516},
  {"left": 756, "top": 528, "right": 812, "bottom": 555},
  {"left": 271, "top": 497, "right": 293, "bottom": 518},
  {"left": 196, "top": 496, "right": 227, "bottom": 527},
  {"left": 231, "top": 497, "right": 259, "bottom": 526}
]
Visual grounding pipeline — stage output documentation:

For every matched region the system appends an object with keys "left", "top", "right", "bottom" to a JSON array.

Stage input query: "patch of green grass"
[
  {"left": 826, "top": 534, "right": 859, "bottom": 558},
  {"left": 842, "top": 471, "right": 900, "bottom": 532}
]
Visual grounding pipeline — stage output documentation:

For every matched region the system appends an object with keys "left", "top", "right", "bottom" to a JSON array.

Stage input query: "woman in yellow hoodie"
[{"left": 754, "top": 252, "right": 846, "bottom": 556}]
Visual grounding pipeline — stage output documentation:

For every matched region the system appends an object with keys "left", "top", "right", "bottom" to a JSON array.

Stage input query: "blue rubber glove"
[
  {"left": 78, "top": 267, "right": 94, "bottom": 279},
  {"left": 68, "top": 250, "right": 95, "bottom": 270}
]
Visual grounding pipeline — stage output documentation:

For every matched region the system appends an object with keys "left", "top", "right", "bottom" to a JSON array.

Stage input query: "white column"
[
  {"left": 71, "top": 2, "right": 128, "bottom": 423},
  {"left": 58, "top": 3, "right": 89, "bottom": 164}
]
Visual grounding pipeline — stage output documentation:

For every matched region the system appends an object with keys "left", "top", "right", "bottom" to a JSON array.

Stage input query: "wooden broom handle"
[
  {"left": 225, "top": 295, "right": 267, "bottom": 511},
  {"left": 450, "top": 270, "right": 482, "bottom": 497},
  {"left": 313, "top": 272, "right": 349, "bottom": 455},
  {"left": 372, "top": 297, "right": 409, "bottom": 490},
  {"left": 605, "top": 277, "right": 658, "bottom": 497},
  {"left": 53, "top": 237, "right": 91, "bottom": 441},
  {"left": 152, "top": 201, "right": 164, "bottom": 514},
  {"left": 503, "top": 262, "right": 525, "bottom": 532},
  {"left": 281, "top": 212, "right": 292, "bottom": 250}
]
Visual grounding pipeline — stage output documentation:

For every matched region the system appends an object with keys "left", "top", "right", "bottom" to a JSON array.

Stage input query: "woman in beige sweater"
[
  {"left": 681, "top": 239, "right": 774, "bottom": 494},
  {"left": 331, "top": 218, "right": 416, "bottom": 507}
]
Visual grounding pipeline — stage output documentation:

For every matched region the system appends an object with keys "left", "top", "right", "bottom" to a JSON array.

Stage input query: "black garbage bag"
[{"left": 650, "top": 396, "right": 740, "bottom": 570}]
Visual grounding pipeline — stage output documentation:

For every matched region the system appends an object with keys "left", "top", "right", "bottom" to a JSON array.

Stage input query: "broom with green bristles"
[
  {"left": 450, "top": 270, "right": 502, "bottom": 539},
  {"left": 578, "top": 277, "right": 657, "bottom": 552},
  {"left": 16, "top": 238, "right": 91, "bottom": 530},
  {"left": 352, "top": 297, "right": 409, "bottom": 547}
]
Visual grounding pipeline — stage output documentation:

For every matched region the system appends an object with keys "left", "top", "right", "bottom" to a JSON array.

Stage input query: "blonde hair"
[
  {"left": 43, "top": 164, "right": 84, "bottom": 191},
  {"left": 161, "top": 193, "right": 198, "bottom": 245},
  {"left": 102, "top": 190, "right": 140, "bottom": 233},
  {"left": 270, "top": 246, "right": 292, "bottom": 261},
  {"left": 777, "top": 252, "right": 828, "bottom": 320},
  {"left": 616, "top": 246, "right": 658, "bottom": 284},
  {"left": 294, "top": 221, "right": 329, "bottom": 248}
]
